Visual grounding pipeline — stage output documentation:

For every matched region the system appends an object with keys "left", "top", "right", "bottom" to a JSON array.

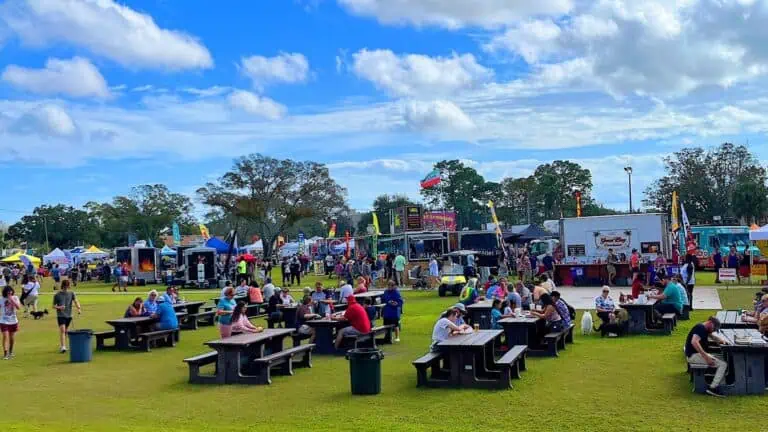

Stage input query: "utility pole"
[
  {"left": 624, "top": 166, "right": 634, "bottom": 213},
  {"left": 42, "top": 216, "right": 50, "bottom": 252}
]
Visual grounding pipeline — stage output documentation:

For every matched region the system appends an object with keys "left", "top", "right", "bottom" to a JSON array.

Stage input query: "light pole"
[{"left": 624, "top": 166, "right": 633, "bottom": 213}]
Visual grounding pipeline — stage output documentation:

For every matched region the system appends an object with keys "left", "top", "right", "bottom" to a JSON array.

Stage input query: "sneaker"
[
  {"left": 706, "top": 387, "right": 726, "bottom": 398},
  {"left": 59, "top": 347, "right": 67, "bottom": 353},
  {"left": 394, "top": 337, "right": 400, "bottom": 343},
  {"left": 8, "top": 352, "right": 14, "bottom": 359},
  {"left": 2, "top": 356, "right": 7, "bottom": 360}
]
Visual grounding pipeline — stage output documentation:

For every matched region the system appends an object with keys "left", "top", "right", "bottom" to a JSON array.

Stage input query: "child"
[
  {"left": 364, "top": 298, "right": 376, "bottom": 327},
  {"left": 1, "top": 286, "right": 21, "bottom": 360}
]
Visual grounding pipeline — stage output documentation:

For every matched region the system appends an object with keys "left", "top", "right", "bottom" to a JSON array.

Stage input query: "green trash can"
[
  {"left": 67, "top": 329, "right": 93, "bottom": 363},
  {"left": 346, "top": 348, "right": 384, "bottom": 395}
]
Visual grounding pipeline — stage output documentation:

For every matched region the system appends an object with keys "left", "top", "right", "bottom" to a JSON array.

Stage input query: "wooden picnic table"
[
  {"left": 354, "top": 291, "right": 384, "bottom": 302},
  {"left": 619, "top": 299, "right": 657, "bottom": 334},
  {"left": 212, "top": 295, "right": 248, "bottom": 306},
  {"left": 278, "top": 304, "right": 299, "bottom": 329},
  {"left": 305, "top": 318, "right": 348, "bottom": 354},
  {"left": 105, "top": 316, "right": 156, "bottom": 350},
  {"left": 715, "top": 310, "right": 758, "bottom": 329},
  {"left": 466, "top": 301, "right": 494, "bottom": 330},
  {"left": 205, "top": 328, "right": 295, "bottom": 384},
  {"left": 718, "top": 329, "right": 768, "bottom": 395},
  {"left": 173, "top": 301, "right": 206, "bottom": 315},
  {"left": 499, "top": 315, "right": 544, "bottom": 349},
  {"left": 436, "top": 330, "right": 504, "bottom": 389}
]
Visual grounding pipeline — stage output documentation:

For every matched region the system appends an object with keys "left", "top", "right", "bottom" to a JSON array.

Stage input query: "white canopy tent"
[{"left": 43, "top": 248, "right": 70, "bottom": 266}]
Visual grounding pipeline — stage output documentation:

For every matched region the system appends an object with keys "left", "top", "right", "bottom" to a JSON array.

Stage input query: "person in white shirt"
[
  {"left": 262, "top": 278, "right": 276, "bottom": 300},
  {"left": 339, "top": 280, "right": 354, "bottom": 303},
  {"left": 540, "top": 274, "right": 556, "bottom": 293},
  {"left": 279, "top": 287, "right": 295, "bottom": 305},
  {"left": 220, "top": 281, "right": 233, "bottom": 298},
  {"left": 21, "top": 275, "right": 39, "bottom": 315},
  {"left": 430, "top": 309, "right": 465, "bottom": 352}
]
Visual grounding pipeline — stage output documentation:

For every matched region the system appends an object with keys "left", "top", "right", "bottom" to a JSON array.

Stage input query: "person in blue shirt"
[
  {"left": 381, "top": 280, "right": 403, "bottom": 342},
  {"left": 490, "top": 299, "right": 503, "bottom": 329},
  {"left": 506, "top": 288, "right": 522, "bottom": 313},
  {"left": 712, "top": 249, "right": 723, "bottom": 283},
  {"left": 153, "top": 296, "right": 178, "bottom": 331},
  {"left": 144, "top": 290, "right": 159, "bottom": 316},
  {"left": 649, "top": 275, "right": 683, "bottom": 320},
  {"left": 542, "top": 252, "right": 554, "bottom": 281}
]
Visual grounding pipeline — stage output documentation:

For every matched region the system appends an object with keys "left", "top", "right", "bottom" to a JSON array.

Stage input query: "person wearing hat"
[
  {"left": 685, "top": 316, "right": 729, "bottom": 397},
  {"left": 451, "top": 303, "right": 470, "bottom": 328},
  {"left": 153, "top": 294, "right": 179, "bottom": 331},
  {"left": 332, "top": 295, "right": 371, "bottom": 349}
]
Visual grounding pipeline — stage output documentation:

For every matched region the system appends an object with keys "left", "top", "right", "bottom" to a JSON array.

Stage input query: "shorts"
[
  {"left": 0, "top": 323, "right": 18, "bottom": 333},
  {"left": 57, "top": 317, "right": 72, "bottom": 328},
  {"left": 383, "top": 317, "right": 400, "bottom": 328},
  {"left": 341, "top": 326, "right": 363, "bottom": 337},
  {"left": 23, "top": 295, "right": 38, "bottom": 306},
  {"left": 53, "top": 277, "right": 60, "bottom": 283},
  {"left": 606, "top": 265, "right": 616, "bottom": 275},
  {"left": 631, "top": 267, "right": 640, "bottom": 273},
  {"left": 298, "top": 325, "right": 313, "bottom": 335},
  {"left": 120, "top": 276, "right": 129, "bottom": 286}
]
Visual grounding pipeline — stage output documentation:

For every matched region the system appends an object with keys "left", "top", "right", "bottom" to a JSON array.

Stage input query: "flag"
[
  {"left": 172, "top": 222, "right": 181, "bottom": 245},
  {"left": 487, "top": 200, "right": 508, "bottom": 261},
  {"left": 199, "top": 224, "right": 210, "bottom": 240},
  {"left": 680, "top": 203, "right": 697, "bottom": 253},
  {"left": 420, "top": 169, "right": 442, "bottom": 189},
  {"left": 671, "top": 191, "right": 680, "bottom": 232},
  {"left": 344, "top": 230, "right": 351, "bottom": 259},
  {"left": 298, "top": 231, "right": 306, "bottom": 255},
  {"left": 372, "top": 212, "right": 381, "bottom": 235},
  {"left": 575, "top": 191, "right": 582, "bottom": 217},
  {"left": 328, "top": 222, "right": 337, "bottom": 238}
]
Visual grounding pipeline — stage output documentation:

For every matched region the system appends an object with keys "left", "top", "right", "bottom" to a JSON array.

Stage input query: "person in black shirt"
[
  {"left": 685, "top": 316, "right": 729, "bottom": 397},
  {"left": 266, "top": 291, "right": 282, "bottom": 328}
]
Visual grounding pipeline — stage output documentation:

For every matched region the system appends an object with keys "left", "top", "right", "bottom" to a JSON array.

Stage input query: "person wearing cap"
[
  {"left": 449, "top": 303, "right": 470, "bottom": 328},
  {"left": 685, "top": 316, "right": 729, "bottom": 397},
  {"left": 339, "top": 279, "right": 354, "bottom": 304},
  {"left": 153, "top": 294, "right": 179, "bottom": 331},
  {"left": 332, "top": 295, "right": 371, "bottom": 349},
  {"left": 430, "top": 308, "right": 464, "bottom": 352},
  {"left": 381, "top": 280, "right": 403, "bottom": 342}
]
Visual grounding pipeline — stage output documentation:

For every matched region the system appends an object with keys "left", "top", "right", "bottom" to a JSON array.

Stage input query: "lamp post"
[{"left": 624, "top": 166, "right": 633, "bottom": 213}]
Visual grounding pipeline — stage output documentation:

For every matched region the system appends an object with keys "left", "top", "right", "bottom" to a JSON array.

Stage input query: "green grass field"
[{"left": 2, "top": 277, "right": 766, "bottom": 432}]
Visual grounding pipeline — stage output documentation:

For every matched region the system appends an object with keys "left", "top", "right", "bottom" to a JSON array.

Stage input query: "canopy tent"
[
  {"left": 504, "top": 224, "right": 552, "bottom": 243},
  {"left": 43, "top": 248, "right": 70, "bottom": 265},
  {"left": 205, "top": 237, "right": 231, "bottom": 254},
  {"left": 160, "top": 246, "right": 177, "bottom": 256},
  {"left": 1, "top": 252, "right": 41, "bottom": 265},
  {"left": 749, "top": 224, "right": 768, "bottom": 241},
  {"left": 78, "top": 245, "right": 109, "bottom": 262},
  {"left": 240, "top": 240, "right": 263, "bottom": 253}
]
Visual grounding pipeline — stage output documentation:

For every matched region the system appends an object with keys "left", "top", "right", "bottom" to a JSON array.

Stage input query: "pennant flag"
[
  {"left": 328, "top": 222, "right": 337, "bottom": 238},
  {"left": 420, "top": 169, "right": 442, "bottom": 189},
  {"left": 372, "top": 212, "right": 381, "bottom": 235},
  {"left": 671, "top": 191, "right": 680, "bottom": 232},
  {"left": 575, "top": 190, "right": 582, "bottom": 217},
  {"left": 681, "top": 203, "right": 697, "bottom": 253},
  {"left": 344, "top": 230, "right": 351, "bottom": 259},
  {"left": 199, "top": 224, "right": 210, "bottom": 240},
  {"left": 172, "top": 221, "right": 181, "bottom": 245}
]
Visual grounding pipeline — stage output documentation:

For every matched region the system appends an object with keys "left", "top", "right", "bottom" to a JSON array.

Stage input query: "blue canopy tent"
[
  {"left": 160, "top": 246, "right": 176, "bottom": 257},
  {"left": 205, "top": 237, "right": 230, "bottom": 254}
]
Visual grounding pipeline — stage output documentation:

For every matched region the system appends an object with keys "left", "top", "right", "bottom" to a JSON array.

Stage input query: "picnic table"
[
  {"left": 716, "top": 310, "right": 758, "bottom": 329},
  {"left": 435, "top": 329, "right": 505, "bottom": 389},
  {"left": 205, "top": 328, "right": 296, "bottom": 384},
  {"left": 619, "top": 299, "right": 657, "bottom": 334},
  {"left": 173, "top": 301, "right": 206, "bottom": 315},
  {"left": 304, "top": 318, "right": 347, "bottom": 354},
  {"left": 353, "top": 291, "right": 384, "bottom": 303},
  {"left": 499, "top": 315, "right": 544, "bottom": 348},
  {"left": 467, "top": 301, "right": 493, "bottom": 330},
  {"left": 212, "top": 295, "right": 248, "bottom": 306},
  {"left": 278, "top": 304, "right": 298, "bottom": 329},
  {"left": 105, "top": 316, "right": 156, "bottom": 350},
  {"left": 718, "top": 329, "right": 768, "bottom": 395}
]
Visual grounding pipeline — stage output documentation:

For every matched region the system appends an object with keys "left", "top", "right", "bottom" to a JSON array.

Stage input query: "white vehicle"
[
  {"left": 530, "top": 238, "right": 559, "bottom": 261},
  {"left": 559, "top": 213, "right": 670, "bottom": 264}
]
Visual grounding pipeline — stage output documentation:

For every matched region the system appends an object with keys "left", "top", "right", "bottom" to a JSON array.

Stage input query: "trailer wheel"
[{"left": 438, "top": 285, "right": 447, "bottom": 297}]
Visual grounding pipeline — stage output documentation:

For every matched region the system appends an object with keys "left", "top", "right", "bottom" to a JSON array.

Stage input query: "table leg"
[
  {"left": 284, "top": 313, "right": 297, "bottom": 329},
  {"left": 114, "top": 325, "right": 133, "bottom": 350},
  {"left": 448, "top": 351, "right": 463, "bottom": 386},
  {"left": 314, "top": 327, "right": 337, "bottom": 355},
  {"left": 745, "top": 352, "right": 766, "bottom": 395},
  {"left": 727, "top": 352, "right": 748, "bottom": 395},
  {"left": 222, "top": 347, "right": 242, "bottom": 384},
  {"left": 269, "top": 335, "right": 287, "bottom": 355},
  {"left": 626, "top": 309, "right": 648, "bottom": 335}
]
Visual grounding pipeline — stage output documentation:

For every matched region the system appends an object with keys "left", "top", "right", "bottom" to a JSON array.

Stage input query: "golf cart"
[{"left": 437, "top": 250, "right": 477, "bottom": 297}]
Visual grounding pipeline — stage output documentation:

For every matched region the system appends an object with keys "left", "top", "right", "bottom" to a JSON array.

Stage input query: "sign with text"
[
  {"left": 718, "top": 268, "right": 737, "bottom": 282},
  {"left": 751, "top": 264, "right": 767, "bottom": 278},
  {"left": 405, "top": 205, "right": 423, "bottom": 231},
  {"left": 423, "top": 211, "right": 456, "bottom": 231}
]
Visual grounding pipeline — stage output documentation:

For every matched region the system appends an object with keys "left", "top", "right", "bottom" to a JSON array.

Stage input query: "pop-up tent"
[
  {"left": 1, "top": 252, "right": 41, "bottom": 265},
  {"left": 43, "top": 248, "right": 70, "bottom": 265},
  {"left": 78, "top": 245, "right": 109, "bottom": 261},
  {"left": 160, "top": 245, "right": 177, "bottom": 256},
  {"left": 205, "top": 237, "right": 231, "bottom": 254}
]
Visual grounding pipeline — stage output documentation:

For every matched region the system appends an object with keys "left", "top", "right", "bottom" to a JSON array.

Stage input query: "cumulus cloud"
[
  {"left": 402, "top": 100, "right": 475, "bottom": 132},
  {"left": 337, "top": 0, "right": 573, "bottom": 29},
  {"left": 0, "top": 0, "right": 212, "bottom": 70},
  {"left": 352, "top": 49, "right": 493, "bottom": 97},
  {"left": 2, "top": 57, "right": 110, "bottom": 98},
  {"left": 8, "top": 104, "right": 78, "bottom": 137},
  {"left": 227, "top": 90, "right": 286, "bottom": 120},
  {"left": 239, "top": 53, "right": 309, "bottom": 89}
]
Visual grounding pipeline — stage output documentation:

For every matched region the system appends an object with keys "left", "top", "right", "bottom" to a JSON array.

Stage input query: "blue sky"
[{"left": 2, "top": 0, "right": 768, "bottom": 225}]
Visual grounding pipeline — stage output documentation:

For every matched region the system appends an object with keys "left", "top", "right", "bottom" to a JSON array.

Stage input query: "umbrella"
[{"left": 238, "top": 253, "right": 256, "bottom": 263}]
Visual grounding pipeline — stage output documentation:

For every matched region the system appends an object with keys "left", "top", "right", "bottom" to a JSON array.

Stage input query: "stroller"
[{"left": 410, "top": 266, "right": 430, "bottom": 290}]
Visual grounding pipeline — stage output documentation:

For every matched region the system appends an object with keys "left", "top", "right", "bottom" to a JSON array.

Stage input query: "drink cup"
[{"left": 473, "top": 324, "right": 480, "bottom": 332}]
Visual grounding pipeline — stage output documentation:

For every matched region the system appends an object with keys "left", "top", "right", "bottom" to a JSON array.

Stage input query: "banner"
[
  {"left": 752, "top": 263, "right": 767, "bottom": 278},
  {"left": 423, "top": 211, "right": 457, "bottom": 231},
  {"left": 372, "top": 212, "right": 381, "bottom": 235},
  {"left": 420, "top": 169, "right": 441, "bottom": 189},
  {"left": 487, "top": 200, "right": 508, "bottom": 261},
  {"left": 680, "top": 203, "right": 697, "bottom": 253},
  {"left": 198, "top": 224, "right": 210, "bottom": 240},
  {"left": 344, "top": 230, "right": 351, "bottom": 259},
  {"left": 718, "top": 268, "right": 737, "bottom": 282},
  {"left": 298, "top": 231, "right": 306, "bottom": 255},
  {"left": 172, "top": 222, "right": 181, "bottom": 246},
  {"left": 575, "top": 190, "right": 582, "bottom": 217},
  {"left": 405, "top": 205, "right": 423, "bottom": 231},
  {"left": 328, "top": 222, "right": 336, "bottom": 239},
  {"left": 671, "top": 191, "right": 680, "bottom": 232}
]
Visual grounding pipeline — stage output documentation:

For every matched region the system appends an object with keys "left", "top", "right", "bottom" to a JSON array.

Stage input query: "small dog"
[
  {"left": 31, "top": 310, "right": 49, "bottom": 320},
  {"left": 581, "top": 310, "right": 593, "bottom": 335}
]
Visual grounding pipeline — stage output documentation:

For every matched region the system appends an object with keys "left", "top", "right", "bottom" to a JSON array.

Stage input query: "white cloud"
[
  {"left": 484, "top": 19, "right": 562, "bottom": 63},
  {"left": 227, "top": 90, "right": 286, "bottom": 120},
  {"left": 239, "top": 53, "right": 309, "bottom": 89},
  {"left": 352, "top": 49, "right": 493, "bottom": 97},
  {"left": 182, "top": 86, "right": 231, "bottom": 98},
  {"left": 0, "top": 0, "right": 212, "bottom": 71},
  {"left": 7, "top": 104, "right": 78, "bottom": 137},
  {"left": 402, "top": 100, "right": 475, "bottom": 132},
  {"left": 2, "top": 57, "right": 109, "bottom": 98},
  {"left": 337, "top": 0, "right": 573, "bottom": 29}
]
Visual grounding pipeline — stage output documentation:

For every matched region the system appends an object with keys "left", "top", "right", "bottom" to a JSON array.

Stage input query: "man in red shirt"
[{"left": 333, "top": 295, "right": 371, "bottom": 348}]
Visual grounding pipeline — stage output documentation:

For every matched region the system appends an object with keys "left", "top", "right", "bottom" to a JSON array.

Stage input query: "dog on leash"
[
  {"left": 30, "top": 310, "right": 49, "bottom": 320},
  {"left": 581, "top": 310, "right": 593, "bottom": 335}
]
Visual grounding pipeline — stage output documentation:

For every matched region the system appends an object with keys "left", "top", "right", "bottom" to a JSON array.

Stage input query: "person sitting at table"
[
  {"left": 124, "top": 297, "right": 144, "bottom": 318},
  {"left": 502, "top": 299, "right": 515, "bottom": 316},
  {"left": 216, "top": 288, "right": 237, "bottom": 338},
  {"left": 550, "top": 291, "right": 572, "bottom": 327},
  {"left": 144, "top": 290, "right": 159, "bottom": 316},
  {"left": 382, "top": 280, "right": 403, "bottom": 342},
  {"left": 295, "top": 296, "right": 318, "bottom": 342},
  {"left": 248, "top": 281, "right": 263, "bottom": 304},
  {"left": 266, "top": 289, "right": 283, "bottom": 327},
  {"left": 339, "top": 279, "right": 354, "bottom": 304},
  {"left": 231, "top": 301, "right": 263, "bottom": 335},
  {"left": 743, "top": 294, "right": 768, "bottom": 324},
  {"left": 333, "top": 295, "right": 371, "bottom": 349},
  {"left": 279, "top": 286, "right": 295, "bottom": 305},
  {"left": 631, "top": 277, "right": 644, "bottom": 299},
  {"left": 670, "top": 275, "right": 690, "bottom": 312},
  {"left": 495, "top": 278, "right": 509, "bottom": 300},
  {"left": 363, "top": 298, "right": 376, "bottom": 326},
  {"left": 153, "top": 296, "right": 179, "bottom": 331},
  {"left": 459, "top": 278, "right": 480, "bottom": 306},
  {"left": 311, "top": 281, "right": 333, "bottom": 317},
  {"left": 430, "top": 308, "right": 464, "bottom": 352},
  {"left": 485, "top": 279, "right": 500, "bottom": 300},
  {"left": 354, "top": 276, "right": 368, "bottom": 294},
  {"left": 162, "top": 286, "right": 177, "bottom": 304},
  {"left": 648, "top": 275, "right": 683, "bottom": 322},
  {"left": 220, "top": 280, "right": 233, "bottom": 298},
  {"left": 262, "top": 278, "right": 276, "bottom": 302},
  {"left": 483, "top": 275, "right": 497, "bottom": 291},
  {"left": 490, "top": 299, "right": 504, "bottom": 329},
  {"left": 506, "top": 284, "right": 522, "bottom": 311},
  {"left": 685, "top": 316, "right": 728, "bottom": 398},
  {"left": 532, "top": 285, "right": 549, "bottom": 306},
  {"left": 531, "top": 293, "right": 564, "bottom": 333},
  {"left": 516, "top": 281, "right": 532, "bottom": 310},
  {"left": 594, "top": 286, "right": 616, "bottom": 326},
  {"left": 235, "top": 279, "right": 249, "bottom": 297},
  {"left": 452, "top": 303, "right": 470, "bottom": 327},
  {"left": 539, "top": 274, "right": 556, "bottom": 293}
]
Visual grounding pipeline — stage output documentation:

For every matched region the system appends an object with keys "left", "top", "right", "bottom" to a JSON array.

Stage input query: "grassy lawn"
[{"left": 2, "top": 278, "right": 766, "bottom": 432}]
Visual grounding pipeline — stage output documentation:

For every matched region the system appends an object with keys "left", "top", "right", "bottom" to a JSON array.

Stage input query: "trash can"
[
  {"left": 67, "top": 329, "right": 93, "bottom": 363},
  {"left": 346, "top": 348, "right": 384, "bottom": 395}
]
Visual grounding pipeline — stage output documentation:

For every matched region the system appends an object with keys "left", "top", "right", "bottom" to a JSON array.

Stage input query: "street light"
[{"left": 624, "top": 166, "right": 633, "bottom": 213}]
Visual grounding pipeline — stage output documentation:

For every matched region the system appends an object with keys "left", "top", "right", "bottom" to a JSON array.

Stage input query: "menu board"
[
  {"left": 567, "top": 244, "right": 586, "bottom": 256},
  {"left": 406, "top": 205, "right": 423, "bottom": 231}
]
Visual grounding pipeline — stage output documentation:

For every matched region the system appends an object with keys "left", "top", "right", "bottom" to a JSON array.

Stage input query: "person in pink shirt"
[
  {"left": 630, "top": 249, "right": 641, "bottom": 282},
  {"left": 354, "top": 276, "right": 368, "bottom": 294},
  {"left": 231, "top": 302, "right": 263, "bottom": 334}
]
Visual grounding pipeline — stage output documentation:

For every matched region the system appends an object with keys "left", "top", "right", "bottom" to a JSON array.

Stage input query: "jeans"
[
  {"left": 395, "top": 270, "right": 404, "bottom": 286},
  {"left": 654, "top": 302, "right": 679, "bottom": 319},
  {"left": 688, "top": 353, "right": 728, "bottom": 388},
  {"left": 686, "top": 284, "right": 694, "bottom": 309},
  {"left": 597, "top": 311, "right": 612, "bottom": 325}
]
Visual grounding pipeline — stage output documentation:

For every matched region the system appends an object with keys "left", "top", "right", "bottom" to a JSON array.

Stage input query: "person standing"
[
  {"left": 393, "top": 252, "right": 406, "bottom": 287},
  {"left": 681, "top": 254, "right": 696, "bottom": 309},
  {"left": 216, "top": 288, "right": 236, "bottom": 338},
  {"left": 428, "top": 255, "right": 440, "bottom": 289},
  {"left": 518, "top": 251, "right": 532, "bottom": 283},
  {"left": 1, "top": 286, "right": 21, "bottom": 360},
  {"left": 51, "top": 264, "right": 61, "bottom": 291},
  {"left": 290, "top": 256, "right": 302, "bottom": 286},
  {"left": 237, "top": 258, "right": 248, "bottom": 284},
  {"left": 542, "top": 252, "right": 555, "bottom": 282},
  {"left": 727, "top": 247, "right": 739, "bottom": 273},
  {"left": 281, "top": 258, "right": 290, "bottom": 287},
  {"left": 53, "top": 280, "right": 81, "bottom": 353},
  {"left": 629, "top": 249, "right": 641, "bottom": 282},
  {"left": 381, "top": 280, "right": 403, "bottom": 342},
  {"left": 685, "top": 316, "right": 728, "bottom": 397},
  {"left": 712, "top": 249, "right": 723, "bottom": 284},
  {"left": 606, "top": 248, "right": 618, "bottom": 286}
]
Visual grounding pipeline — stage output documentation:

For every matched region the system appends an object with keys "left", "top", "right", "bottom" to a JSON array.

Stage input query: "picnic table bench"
[
  {"left": 620, "top": 299, "right": 659, "bottom": 335},
  {"left": 138, "top": 328, "right": 178, "bottom": 352},
  {"left": 101, "top": 316, "right": 156, "bottom": 351},
  {"left": 714, "top": 329, "right": 767, "bottom": 395},
  {"left": 183, "top": 351, "right": 219, "bottom": 384},
  {"left": 541, "top": 323, "right": 575, "bottom": 357},
  {"left": 715, "top": 310, "right": 758, "bottom": 329}
]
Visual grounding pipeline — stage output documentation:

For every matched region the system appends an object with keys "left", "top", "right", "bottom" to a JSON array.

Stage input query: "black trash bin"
[{"left": 346, "top": 348, "right": 384, "bottom": 395}]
